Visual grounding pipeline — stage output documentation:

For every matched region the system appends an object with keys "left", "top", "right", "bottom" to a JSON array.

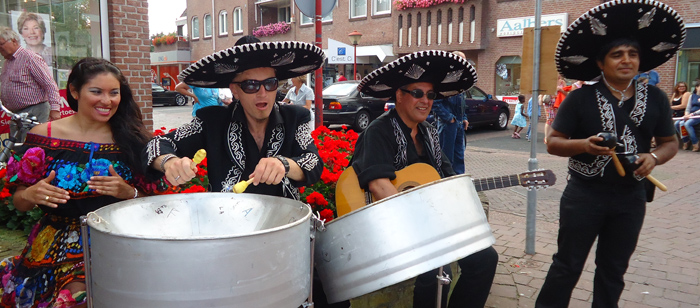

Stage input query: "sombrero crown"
[
  {"left": 358, "top": 50, "right": 477, "bottom": 99},
  {"left": 556, "top": 0, "right": 685, "bottom": 81},
  {"left": 178, "top": 41, "right": 326, "bottom": 88}
]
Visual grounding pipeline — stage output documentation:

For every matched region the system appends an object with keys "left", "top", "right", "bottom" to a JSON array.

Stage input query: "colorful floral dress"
[{"left": 0, "top": 133, "right": 148, "bottom": 308}]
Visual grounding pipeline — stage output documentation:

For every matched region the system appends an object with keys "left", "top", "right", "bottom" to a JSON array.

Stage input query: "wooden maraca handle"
[
  {"left": 646, "top": 175, "right": 667, "bottom": 192},
  {"left": 611, "top": 149, "right": 626, "bottom": 177}
]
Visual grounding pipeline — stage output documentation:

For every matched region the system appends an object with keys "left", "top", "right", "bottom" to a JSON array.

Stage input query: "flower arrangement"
[
  {"left": 151, "top": 32, "right": 184, "bottom": 47},
  {"left": 300, "top": 125, "right": 358, "bottom": 223},
  {"left": 393, "top": 0, "right": 467, "bottom": 11},
  {"left": 252, "top": 22, "right": 291, "bottom": 37}
]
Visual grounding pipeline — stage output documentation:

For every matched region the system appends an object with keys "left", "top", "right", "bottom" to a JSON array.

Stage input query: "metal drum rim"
[
  {"left": 86, "top": 192, "right": 313, "bottom": 241},
  {"left": 325, "top": 173, "right": 474, "bottom": 226}
]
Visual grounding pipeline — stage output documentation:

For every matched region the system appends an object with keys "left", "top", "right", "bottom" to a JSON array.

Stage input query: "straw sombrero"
[
  {"left": 556, "top": 0, "right": 685, "bottom": 81},
  {"left": 358, "top": 50, "right": 477, "bottom": 99},
  {"left": 178, "top": 41, "right": 326, "bottom": 88}
]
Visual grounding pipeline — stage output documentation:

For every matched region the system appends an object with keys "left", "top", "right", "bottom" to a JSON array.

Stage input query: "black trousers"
[
  {"left": 535, "top": 178, "right": 646, "bottom": 308},
  {"left": 413, "top": 246, "right": 498, "bottom": 308}
]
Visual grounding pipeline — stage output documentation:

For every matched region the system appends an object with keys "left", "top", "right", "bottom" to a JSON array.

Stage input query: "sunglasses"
[
  {"left": 400, "top": 88, "right": 437, "bottom": 100},
  {"left": 231, "top": 78, "right": 279, "bottom": 94}
]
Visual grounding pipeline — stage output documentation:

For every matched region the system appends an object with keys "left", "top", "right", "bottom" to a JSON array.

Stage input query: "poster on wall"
[{"left": 11, "top": 11, "right": 53, "bottom": 67}]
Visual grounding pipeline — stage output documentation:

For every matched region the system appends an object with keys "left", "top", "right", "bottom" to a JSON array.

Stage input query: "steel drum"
[
  {"left": 315, "top": 174, "right": 495, "bottom": 303},
  {"left": 84, "top": 192, "right": 312, "bottom": 308}
]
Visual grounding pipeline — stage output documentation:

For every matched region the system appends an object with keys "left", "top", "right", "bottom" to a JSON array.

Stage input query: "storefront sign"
[
  {"left": 327, "top": 39, "right": 354, "bottom": 64},
  {"left": 497, "top": 13, "right": 567, "bottom": 37}
]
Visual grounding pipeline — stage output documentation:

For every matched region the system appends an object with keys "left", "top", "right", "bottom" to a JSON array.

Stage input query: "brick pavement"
[{"left": 464, "top": 124, "right": 700, "bottom": 307}]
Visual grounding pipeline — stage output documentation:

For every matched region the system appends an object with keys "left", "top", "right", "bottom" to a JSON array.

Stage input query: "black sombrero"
[
  {"left": 178, "top": 41, "right": 326, "bottom": 88},
  {"left": 358, "top": 50, "right": 477, "bottom": 99},
  {"left": 556, "top": 0, "right": 685, "bottom": 81}
]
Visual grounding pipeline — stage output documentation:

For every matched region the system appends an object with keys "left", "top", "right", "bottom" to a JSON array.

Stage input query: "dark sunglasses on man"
[
  {"left": 399, "top": 88, "right": 437, "bottom": 100},
  {"left": 231, "top": 78, "right": 279, "bottom": 94}
]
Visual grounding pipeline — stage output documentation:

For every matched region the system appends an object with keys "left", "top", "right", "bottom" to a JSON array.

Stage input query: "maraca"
[
  {"left": 618, "top": 153, "right": 668, "bottom": 191},
  {"left": 232, "top": 178, "right": 254, "bottom": 193},
  {"left": 596, "top": 132, "right": 626, "bottom": 177}
]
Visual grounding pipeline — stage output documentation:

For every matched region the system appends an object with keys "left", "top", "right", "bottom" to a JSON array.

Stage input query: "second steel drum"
[
  {"left": 85, "top": 192, "right": 312, "bottom": 308},
  {"left": 314, "top": 174, "right": 495, "bottom": 303}
]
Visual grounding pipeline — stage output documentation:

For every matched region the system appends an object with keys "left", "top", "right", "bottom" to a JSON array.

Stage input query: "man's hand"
[
  {"left": 163, "top": 157, "right": 197, "bottom": 185},
  {"left": 584, "top": 135, "right": 616, "bottom": 156},
  {"left": 49, "top": 110, "right": 61, "bottom": 121},
  {"left": 249, "top": 157, "right": 287, "bottom": 186},
  {"left": 463, "top": 120, "right": 469, "bottom": 130}
]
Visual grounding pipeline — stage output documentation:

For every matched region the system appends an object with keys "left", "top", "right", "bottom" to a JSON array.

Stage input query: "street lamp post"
[{"left": 348, "top": 31, "right": 362, "bottom": 80}]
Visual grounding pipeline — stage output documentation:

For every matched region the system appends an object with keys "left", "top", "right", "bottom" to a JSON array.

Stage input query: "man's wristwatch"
[{"left": 275, "top": 155, "right": 290, "bottom": 176}]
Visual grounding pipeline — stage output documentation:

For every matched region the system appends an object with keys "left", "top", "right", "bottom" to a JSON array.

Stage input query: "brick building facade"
[
  {"left": 184, "top": 0, "right": 699, "bottom": 99},
  {"left": 109, "top": 0, "right": 153, "bottom": 129}
]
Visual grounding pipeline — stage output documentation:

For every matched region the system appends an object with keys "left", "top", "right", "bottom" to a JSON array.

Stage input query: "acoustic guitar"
[{"left": 335, "top": 163, "right": 556, "bottom": 217}]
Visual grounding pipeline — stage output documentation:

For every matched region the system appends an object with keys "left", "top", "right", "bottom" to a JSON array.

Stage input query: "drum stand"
[
  {"left": 80, "top": 216, "right": 94, "bottom": 308},
  {"left": 435, "top": 266, "right": 452, "bottom": 308},
  {"left": 303, "top": 212, "right": 327, "bottom": 308}
]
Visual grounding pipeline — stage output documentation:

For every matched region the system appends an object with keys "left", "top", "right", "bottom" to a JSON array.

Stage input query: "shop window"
[
  {"left": 219, "top": 10, "right": 228, "bottom": 35},
  {"left": 373, "top": 0, "right": 390, "bottom": 15},
  {"left": 233, "top": 8, "right": 243, "bottom": 33},
  {"left": 495, "top": 56, "right": 522, "bottom": 96},
  {"left": 192, "top": 16, "right": 200, "bottom": 39},
  {"left": 676, "top": 49, "right": 700, "bottom": 86},
  {"left": 4, "top": 1, "right": 105, "bottom": 89},
  {"left": 203, "top": 14, "right": 212, "bottom": 38},
  {"left": 351, "top": 0, "right": 367, "bottom": 18}
]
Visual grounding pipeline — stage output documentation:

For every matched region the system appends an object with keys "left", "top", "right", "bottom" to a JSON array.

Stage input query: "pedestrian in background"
[
  {"left": 174, "top": 82, "right": 222, "bottom": 117},
  {"left": 432, "top": 50, "right": 470, "bottom": 174},
  {"left": 510, "top": 94, "right": 527, "bottom": 139},
  {"left": 0, "top": 27, "right": 61, "bottom": 140}
]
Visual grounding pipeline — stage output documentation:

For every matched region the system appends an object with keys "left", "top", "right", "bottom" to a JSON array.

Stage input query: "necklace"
[{"left": 601, "top": 73, "right": 634, "bottom": 106}]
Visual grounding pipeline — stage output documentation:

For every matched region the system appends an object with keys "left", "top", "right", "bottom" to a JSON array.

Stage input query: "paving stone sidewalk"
[{"left": 464, "top": 126, "right": 700, "bottom": 308}]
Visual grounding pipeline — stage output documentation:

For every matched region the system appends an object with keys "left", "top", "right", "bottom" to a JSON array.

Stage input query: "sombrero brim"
[
  {"left": 556, "top": 0, "right": 685, "bottom": 81},
  {"left": 357, "top": 50, "right": 477, "bottom": 99},
  {"left": 178, "top": 41, "right": 326, "bottom": 88}
]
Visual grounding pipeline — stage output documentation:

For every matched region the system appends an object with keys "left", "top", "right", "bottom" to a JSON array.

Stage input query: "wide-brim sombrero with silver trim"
[
  {"left": 358, "top": 50, "right": 477, "bottom": 99},
  {"left": 178, "top": 41, "right": 326, "bottom": 88},
  {"left": 556, "top": 0, "right": 685, "bottom": 81}
]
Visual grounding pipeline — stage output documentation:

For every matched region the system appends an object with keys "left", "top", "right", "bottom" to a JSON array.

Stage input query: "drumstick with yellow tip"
[
  {"left": 190, "top": 149, "right": 207, "bottom": 169},
  {"left": 232, "top": 178, "right": 254, "bottom": 193}
]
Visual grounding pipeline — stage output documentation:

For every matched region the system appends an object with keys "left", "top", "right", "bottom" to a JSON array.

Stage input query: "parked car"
[
  {"left": 322, "top": 81, "right": 387, "bottom": 132},
  {"left": 383, "top": 86, "right": 510, "bottom": 130},
  {"left": 152, "top": 83, "right": 188, "bottom": 106}
]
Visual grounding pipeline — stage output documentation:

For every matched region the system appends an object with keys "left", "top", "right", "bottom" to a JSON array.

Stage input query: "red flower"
[
  {"left": 320, "top": 209, "right": 334, "bottom": 222},
  {"left": 0, "top": 187, "right": 11, "bottom": 199}
]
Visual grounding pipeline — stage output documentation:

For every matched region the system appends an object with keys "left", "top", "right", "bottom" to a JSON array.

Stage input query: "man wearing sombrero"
[
  {"left": 352, "top": 50, "right": 498, "bottom": 307},
  {"left": 536, "top": 1, "right": 684, "bottom": 307}
]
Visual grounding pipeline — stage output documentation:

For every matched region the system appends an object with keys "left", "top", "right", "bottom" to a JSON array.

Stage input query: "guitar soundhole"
[{"left": 398, "top": 181, "right": 421, "bottom": 192}]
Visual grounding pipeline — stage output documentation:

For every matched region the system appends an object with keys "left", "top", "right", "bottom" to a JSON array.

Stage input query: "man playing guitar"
[{"left": 351, "top": 50, "right": 498, "bottom": 308}]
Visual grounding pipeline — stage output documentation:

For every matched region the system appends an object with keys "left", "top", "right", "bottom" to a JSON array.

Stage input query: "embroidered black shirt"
[{"left": 143, "top": 103, "right": 323, "bottom": 200}]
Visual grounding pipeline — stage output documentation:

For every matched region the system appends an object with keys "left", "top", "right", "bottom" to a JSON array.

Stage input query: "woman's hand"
[
  {"left": 20, "top": 171, "right": 70, "bottom": 209},
  {"left": 88, "top": 165, "right": 134, "bottom": 199}
]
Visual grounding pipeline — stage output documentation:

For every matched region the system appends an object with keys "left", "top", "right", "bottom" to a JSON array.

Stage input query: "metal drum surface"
[
  {"left": 86, "top": 192, "right": 312, "bottom": 308},
  {"left": 315, "top": 174, "right": 495, "bottom": 303}
]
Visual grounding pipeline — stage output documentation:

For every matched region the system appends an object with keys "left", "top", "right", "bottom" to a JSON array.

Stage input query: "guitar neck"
[{"left": 473, "top": 174, "right": 521, "bottom": 192}]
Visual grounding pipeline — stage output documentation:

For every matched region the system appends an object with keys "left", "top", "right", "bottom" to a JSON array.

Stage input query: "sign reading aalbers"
[{"left": 295, "top": 0, "right": 337, "bottom": 19}]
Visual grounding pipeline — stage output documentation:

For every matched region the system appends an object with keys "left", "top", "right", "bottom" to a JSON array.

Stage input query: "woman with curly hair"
[{"left": 0, "top": 57, "right": 152, "bottom": 307}]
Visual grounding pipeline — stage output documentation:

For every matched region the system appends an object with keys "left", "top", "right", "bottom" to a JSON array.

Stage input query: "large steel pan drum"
[
  {"left": 85, "top": 192, "right": 312, "bottom": 308},
  {"left": 315, "top": 174, "right": 495, "bottom": 303}
]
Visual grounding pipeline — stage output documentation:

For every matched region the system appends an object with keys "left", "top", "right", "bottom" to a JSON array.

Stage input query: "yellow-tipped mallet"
[
  {"left": 192, "top": 149, "right": 207, "bottom": 166},
  {"left": 232, "top": 178, "right": 253, "bottom": 193}
]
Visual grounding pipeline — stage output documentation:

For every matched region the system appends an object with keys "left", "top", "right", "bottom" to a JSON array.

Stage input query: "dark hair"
[
  {"left": 596, "top": 38, "right": 641, "bottom": 64},
  {"left": 66, "top": 57, "right": 151, "bottom": 172},
  {"left": 517, "top": 94, "right": 525, "bottom": 103}
]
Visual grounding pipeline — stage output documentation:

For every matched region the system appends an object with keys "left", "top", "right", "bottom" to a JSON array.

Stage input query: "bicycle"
[{"left": 0, "top": 101, "right": 42, "bottom": 169}]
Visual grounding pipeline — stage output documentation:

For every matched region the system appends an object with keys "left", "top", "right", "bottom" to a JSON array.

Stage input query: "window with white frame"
[
  {"left": 322, "top": 10, "right": 333, "bottom": 22},
  {"left": 191, "top": 16, "right": 200, "bottom": 39},
  {"left": 219, "top": 10, "right": 228, "bottom": 35},
  {"left": 350, "top": 0, "right": 367, "bottom": 18},
  {"left": 233, "top": 7, "right": 243, "bottom": 33},
  {"left": 204, "top": 14, "right": 212, "bottom": 37},
  {"left": 300, "top": 13, "right": 313, "bottom": 25},
  {"left": 278, "top": 6, "right": 291, "bottom": 23},
  {"left": 372, "top": 0, "right": 390, "bottom": 15}
]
